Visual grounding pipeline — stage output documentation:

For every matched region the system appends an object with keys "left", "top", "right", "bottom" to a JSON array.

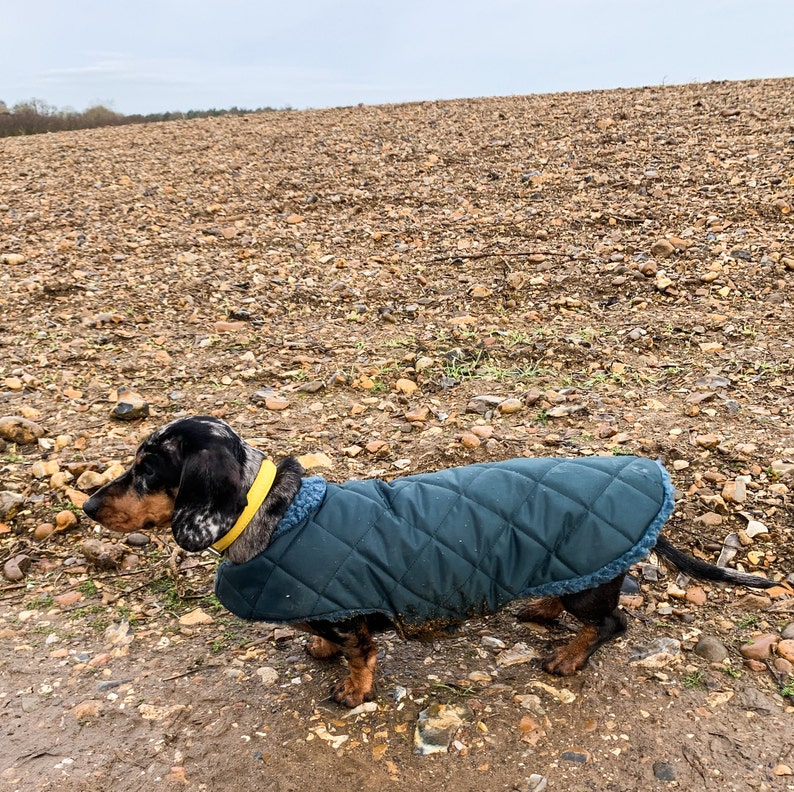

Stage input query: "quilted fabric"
[{"left": 214, "top": 456, "right": 674, "bottom": 633}]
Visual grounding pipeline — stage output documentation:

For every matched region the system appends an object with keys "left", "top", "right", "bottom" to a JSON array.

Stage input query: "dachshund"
[{"left": 84, "top": 416, "right": 782, "bottom": 707}]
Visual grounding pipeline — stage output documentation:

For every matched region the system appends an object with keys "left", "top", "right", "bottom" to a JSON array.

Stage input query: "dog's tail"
[{"left": 654, "top": 536, "right": 778, "bottom": 589}]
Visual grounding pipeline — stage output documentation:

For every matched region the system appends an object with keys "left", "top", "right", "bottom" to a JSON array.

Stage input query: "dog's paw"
[
  {"left": 306, "top": 635, "right": 342, "bottom": 660},
  {"left": 542, "top": 647, "right": 585, "bottom": 676},
  {"left": 331, "top": 676, "right": 374, "bottom": 708}
]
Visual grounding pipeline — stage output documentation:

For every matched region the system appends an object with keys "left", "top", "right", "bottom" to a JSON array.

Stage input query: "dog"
[{"left": 84, "top": 415, "right": 781, "bottom": 707}]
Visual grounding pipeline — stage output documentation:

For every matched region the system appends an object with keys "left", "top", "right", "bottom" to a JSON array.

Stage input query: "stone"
[
  {"left": 179, "top": 608, "right": 214, "bottom": 626},
  {"left": 414, "top": 703, "right": 468, "bottom": 755},
  {"left": 1, "top": 253, "right": 26, "bottom": 265},
  {"left": 256, "top": 666, "right": 279, "bottom": 685},
  {"left": 55, "top": 510, "right": 78, "bottom": 530},
  {"left": 0, "top": 416, "right": 45, "bottom": 444},
  {"left": 653, "top": 761, "right": 677, "bottom": 781},
  {"left": 776, "top": 639, "right": 794, "bottom": 662},
  {"left": 111, "top": 387, "right": 150, "bottom": 420},
  {"left": 739, "top": 633, "right": 779, "bottom": 660},
  {"left": 629, "top": 637, "right": 681, "bottom": 668},
  {"left": 297, "top": 452, "right": 333, "bottom": 469},
  {"left": 394, "top": 378, "right": 418, "bottom": 395},
  {"left": 264, "top": 397, "right": 290, "bottom": 411},
  {"left": 80, "top": 538, "right": 125, "bottom": 569},
  {"left": 459, "top": 432, "right": 481, "bottom": 449},
  {"left": 650, "top": 239, "right": 675, "bottom": 258},
  {"left": 76, "top": 470, "right": 109, "bottom": 491},
  {"left": 34, "top": 523, "right": 56, "bottom": 540},
  {"left": 0, "top": 491, "right": 25, "bottom": 520},
  {"left": 496, "top": 642, "right": 538, "bottom": 667},
  {"left": 693, "top": 635, "right": 728, "bottom": 663},
  {"left": 3, "top": 554, "right": 30, "bottom": 581},
  {"left": 497, "top": 398, "right": 523, "bottom": 414}
]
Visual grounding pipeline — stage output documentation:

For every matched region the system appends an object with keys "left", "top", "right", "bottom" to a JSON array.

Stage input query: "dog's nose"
[{"left": 83, "top": 496, "right": 99, "bottom": 520}]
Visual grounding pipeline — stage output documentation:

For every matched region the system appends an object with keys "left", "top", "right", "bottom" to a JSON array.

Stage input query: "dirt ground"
[{"left": 1, "top": 78, "right": 793, "bottom": 791}]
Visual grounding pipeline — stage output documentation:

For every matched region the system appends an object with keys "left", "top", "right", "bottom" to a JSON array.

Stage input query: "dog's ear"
[{"left": 171, "top": 447, "right": 248, "bottom": 551}]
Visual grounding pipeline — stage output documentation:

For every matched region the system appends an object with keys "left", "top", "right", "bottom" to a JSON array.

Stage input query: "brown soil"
[{"left": 1, "top": 78, "right": 793, "bottom": 792}]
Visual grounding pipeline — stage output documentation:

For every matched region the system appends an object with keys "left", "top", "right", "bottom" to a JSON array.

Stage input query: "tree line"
[{"left": 0, "top": 99, "right": 279, "bottom": 137}]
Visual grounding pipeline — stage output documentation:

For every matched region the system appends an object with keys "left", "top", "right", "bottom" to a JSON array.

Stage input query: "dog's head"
[{"left": 83, "top": 416, "right": 250, "bottom": 551}]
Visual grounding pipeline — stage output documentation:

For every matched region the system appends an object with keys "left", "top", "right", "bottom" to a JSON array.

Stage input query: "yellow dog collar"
[{"left": 210, "top": 459, "right": 277, "bottom": 554}]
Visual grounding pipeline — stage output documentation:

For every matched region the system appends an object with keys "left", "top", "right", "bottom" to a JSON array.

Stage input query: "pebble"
[
  {"left": 496, "top": 642, "right": 538, "bottom": 667},
  {"left": 34, "top": 523, "right": 56, "bottom": 540},
  {"left": 179, "top": 608, "right": 214, "bottom": 626},
  {"left": 776, "top": 639, "right": 794, "bottom": 662},
  {"left": 653, "top": 761, "right": 677, "bottom": 781},
  {"left": 693, "top": 635, "right": 729, "bottom": 663},
  {"left": 414, "top": 703, "right": 468, "bottom": 755},
  {"left": 111, "top": 387, "right": 150, "bottom": 420},
  {"left": 3, "top": 554, "right": 31, "bottom": 582},
  {"left": 497, "top": 398, "right": 523, "bottom": 414},
  {"left": 297, "top": 452, "right": 333, "bottom": 469},
  {"left": 0, "top": 415, "right": 45, "bottom": 444},
  {"left": 255, "top": 666, "right": 279, "bottom": 685},
  {"left": 394, "top": 378, "right": 418, "bottom": 395},
  {"left": 125, "top": 533, "right": 150, "bottom": 547},
  {"left": 629, "top": 637, "right": 681, "bottom": 668},
  {"left": 0, "top": 491, "right": 25, "bottom": 520},
  {"left": 56, "top": 510, "right": 78, "bottom": 531},
  {"left": 739, "top": 633, "right": 779, "bottom": 660},
  {"left": 650, "top": 239, "right": 675, "bottom": 258},
  {"left": 460, "top": 432, "right": 481, "bottom": 449}
]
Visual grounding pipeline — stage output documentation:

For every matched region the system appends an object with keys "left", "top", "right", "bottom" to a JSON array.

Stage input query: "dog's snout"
[{"left": 83, "top": 495, "right": 100, "bottom": 520}]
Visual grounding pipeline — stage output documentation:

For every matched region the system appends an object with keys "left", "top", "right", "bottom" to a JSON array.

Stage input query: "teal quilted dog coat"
[{"left": 215, "top": 456, "right": 674, "bottom": 633}]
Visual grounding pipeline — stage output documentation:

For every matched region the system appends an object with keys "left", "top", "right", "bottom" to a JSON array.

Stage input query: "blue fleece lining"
[{"left": 271, "top": 476, "right": 327, "bottom": 541}]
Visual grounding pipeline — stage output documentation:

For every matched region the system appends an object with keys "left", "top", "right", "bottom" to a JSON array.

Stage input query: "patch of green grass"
[
  {"left": 684, "top": 670, "right": 706, "bottom": 689},
  {"left": 736, "top": 614, "right": 759, "bottom": 629},
  {"left": 781, "top": 678, "right": 794, "bottom": 698},
  {"left": 78, "top": 580, "right": 98, "bottom": 596},
  {"left": 28, "top": 594, "right": 54, "bottom": 609}
]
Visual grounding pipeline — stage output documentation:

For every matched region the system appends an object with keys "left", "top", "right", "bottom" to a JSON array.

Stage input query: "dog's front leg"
[{"left": 305, "top": 617, "right": 378, "bottom": 707}]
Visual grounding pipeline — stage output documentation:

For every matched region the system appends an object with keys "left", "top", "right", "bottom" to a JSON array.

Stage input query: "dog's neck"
[{"left": 222, "top": 444, "right": 305, "bottom": 565}]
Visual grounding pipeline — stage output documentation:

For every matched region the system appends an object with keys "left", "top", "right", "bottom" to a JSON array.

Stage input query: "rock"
[
  {"left": 466, "top": 395, "right": 504, "bottom": 414},
  {"left": 684, "top": 586, "right": 707, "bottom": 606},
  {"left": 414, "top": 703, "right": 468, "bottom": 755},
  {"left": 55, "top": 510, "right": 78, "bottom": 531},
  {"left": 80, "top": 538, "right": 126, "bottom": 569},
  {"left": 739, "top": 633, "right": 779, "bottom": 660},
  {"left": 34, "top": 523, "right": 56, "bottom": 540},
  {"left": 256, "top": 666, "right": 279, "bottom": 686},
  {"left": 179, "top": 608, "right": 214, "bottom": 626},
  {"left": 264, "top": 397, "right": 290, "bottom": 411},
  {"left": 497, "top": 398, "right": 523, "bottom": 414},
  {"left": 0, "top": 491, "right": 25, "bottom": 520},
  {"left": 394, "top": 378, "right": 418, "bottom": 395},
  {"left": 0, "top": 416, "right": 45, "bottom": 444},
  {"left": 716, "top": 532, "right": 741, "bottom": 566},
  {"left": 650, "top": 239, "right": 675, "bottom": 258},
  {"left": 693, "top": 635, "right": 728, "bottom": 663},
  {"left": 297, "top": 452, "right": 333, "bottom": 469},
  {"left": 460, "top": 432, "right": 481, "bottom": 449},
  {"left": 629, "top": 637, "right": 681, "bottom": 668},
  {"left": 1, "top": 253, "right": 26, "bottom": 265},
  {"left": 404, "top": 406, "right": 430, "bottom": 422},
  {"left": 653, "top": 761, "right": 677, "bottom": 781},
  {"left": 3, "top": 554, "right": 31, "bottom": 582},
  {"left": 496, "top": 642, "right": 538, "bottom": 667},
  {"left": 561, "top": 748, "right": 591, "bottom": 764},
  {"left": 776, "top": 639, "right": 794, "bottom": 662},
  {"left": 125, "top": 533, "right": 150, "bottom": 547},
  {"left": 111, "top": 387, "right": 150, "bottom": 420},
  {"left": 517, "top": 774, "right": 547, "bottom": 792},
  {"left": 72, "top": 700, "right": 103, "bottom": 720},
  {"left": 76, "top": 470, "right": 109, "bottom": 491}
]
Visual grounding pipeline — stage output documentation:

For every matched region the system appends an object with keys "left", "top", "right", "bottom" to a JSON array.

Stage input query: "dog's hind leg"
[
  {"left": 305, "top": 617, "right": 379, "bottom": 708},
  {"left": 515, "top": 597, "right": 564, "bottom": 624},
  {"left": 306, "top": 635, "right": 342, "bottom": 660},
  {"left": 543, "top": 574, "right": 627, "bottom": 676}
]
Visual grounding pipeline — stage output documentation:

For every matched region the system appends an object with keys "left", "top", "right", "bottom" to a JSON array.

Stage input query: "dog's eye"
[{"left": 137, "top": 459, "right": 155, "bottom": 478}]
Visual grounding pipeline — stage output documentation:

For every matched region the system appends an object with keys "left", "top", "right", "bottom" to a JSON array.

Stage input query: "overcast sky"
[{"left": 3, "top": 0, "right": 792, "bottom": 115}]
